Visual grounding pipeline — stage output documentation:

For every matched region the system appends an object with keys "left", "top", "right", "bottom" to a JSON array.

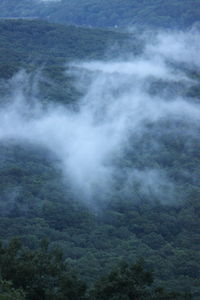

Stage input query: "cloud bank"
[{"left": 0, "top": 29, "right": 200, "bottom": 206}]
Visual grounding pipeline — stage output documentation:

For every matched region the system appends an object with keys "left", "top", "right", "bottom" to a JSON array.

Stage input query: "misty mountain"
[
  {"left": 0, "top": 0, "right": 199, "bottom": 29},
  {"left": 0, "top": 19, "right": 132, "bottom": 104},
  {"left": 0, "top": 17, "right": 200, "bottom": 299},
  {"left": 0, "top": 19, "right": 129, "bottom": 76}
]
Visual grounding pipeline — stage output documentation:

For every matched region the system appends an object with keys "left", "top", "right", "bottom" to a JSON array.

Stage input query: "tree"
[
  {"left": 90, "top": 260, "right": 153, "bottom": 300},
  {"left": 89, "top": 260, "right": 192, "bottom": 300},
  {"left": 0, "top": 238, "right": 86, "bottom": 300},
  {"left": 0, "top": 280, "right": 25, "bottom": 300}
]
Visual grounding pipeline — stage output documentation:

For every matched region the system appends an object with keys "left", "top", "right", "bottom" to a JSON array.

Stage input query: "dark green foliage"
[
  {"left": 0, "top": 238, "right": 86, "bottom": 300},
  {"left": 90, "top": 260, "right": 191, "bottom": 300},
  {"left": 0, "top": 242, "right": 191, "bottom": 300},
  {"left": 0, "top": 280, "right": 25, "bottom": 300},
  {"left": 90, "top": 260, "right": 153, "bottom": 300}
]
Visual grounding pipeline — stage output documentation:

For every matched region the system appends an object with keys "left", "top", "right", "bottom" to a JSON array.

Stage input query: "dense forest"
[
  {"left": 0, "top": 0, "right": 199, "bottom": 29},
  {"left": 0, "top": 19, "right": 133, "bottom": 103},
  {"left": 0, "top": 12, "right": 200, "bottom": 300}
]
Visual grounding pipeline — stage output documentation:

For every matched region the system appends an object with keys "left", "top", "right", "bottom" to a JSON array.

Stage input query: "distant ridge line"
[{"left": 0, "top": 17, "right": 39, "bottom": 20}]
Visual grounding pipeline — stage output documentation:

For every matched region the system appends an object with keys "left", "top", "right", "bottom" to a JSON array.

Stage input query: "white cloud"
[{"left": 0, "top": 29, "right": 200, "bottom": 205}]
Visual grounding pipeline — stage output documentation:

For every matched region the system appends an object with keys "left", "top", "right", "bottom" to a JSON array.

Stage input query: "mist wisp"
[{"left": 1, "top": 29, "right": 200, "bottom": 206}]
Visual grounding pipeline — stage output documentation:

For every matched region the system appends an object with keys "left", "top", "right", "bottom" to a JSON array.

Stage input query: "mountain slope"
[
  {"left": 0, "top": 18, "right": 200, "bottom": 299},
  {"left": 0, "top": 19, "right": 130, "bottom": 103},
  {"left": 0, "top": 0, "right": 199, "bottom": 29},
  {"left": 0, "top": 19, "right": 128, "bottom": 75}
]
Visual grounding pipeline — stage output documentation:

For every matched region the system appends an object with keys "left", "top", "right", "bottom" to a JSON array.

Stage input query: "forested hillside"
[
  {"left": 0, "top": 0, "right": 199, "bottom": 29},
  {"left": 0, "top": 19, "right": 130, "bottom": 103},
  {"left": 0, "top": 19, "right": 200, "bottom": 299}
]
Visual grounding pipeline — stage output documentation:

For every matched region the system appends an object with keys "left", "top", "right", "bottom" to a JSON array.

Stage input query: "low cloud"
[{"left": 0, "top": 28, "right": 200, "bottom": 206}]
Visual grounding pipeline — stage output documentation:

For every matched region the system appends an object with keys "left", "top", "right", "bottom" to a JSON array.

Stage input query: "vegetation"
[
  {"left": 90, "top": 260, "right": 191, "bottom": 300},
  {"left": 0, "top": 0, "right": 199, "bottom": 29},
  {"left": 0, "top": 19, "right": 199, "bottom": 299},
  {"left": 0, "top": 238, "right": 86, "bottom": 299},
  {"left": 0, "top": 134, "right": 199, "bottom": 297},
  {"left": 0, "top": 19, "right": 132, "bottom": 103},
  {"left": 0, "top": 19, "right": 129, "bottom": 71},
  {"left": 0, "top": 239, "right": 191, "bottom": 299},
  {"left": 0, "top": 280, "right": 25, "bottom": 300}
]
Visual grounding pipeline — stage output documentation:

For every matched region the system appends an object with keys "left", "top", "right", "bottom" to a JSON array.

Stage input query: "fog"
[{"left": 1, "top": 29, "right": 200, "bottom": 206}]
